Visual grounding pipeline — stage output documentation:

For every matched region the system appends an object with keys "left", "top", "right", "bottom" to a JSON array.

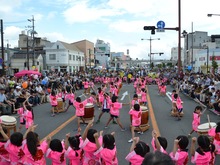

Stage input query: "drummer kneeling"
[{"left": 128, "top": 104, "right": 143, "bottom": 143}]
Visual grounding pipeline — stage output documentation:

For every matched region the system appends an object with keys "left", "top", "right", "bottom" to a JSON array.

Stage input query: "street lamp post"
[
  {"left": 182, "top": 30, "right": 189, "bottom": 67},
  {"left": 141, "top": 37, "right": 160, "bottom": 69},
  {"left": 28, "top": 15, "right": 37, "bottom": 68},
  {"left": 88, "top": 49, "right": 91, "bottom": 71},
  {"left": 204, "top": 46, "right": 209, "bottom": 74},
  {"left": 178, "top": 0, "right": 181, "bottom": 75},
  {"left": 26, "top": 29, "right": 33, "bottom": 70}
]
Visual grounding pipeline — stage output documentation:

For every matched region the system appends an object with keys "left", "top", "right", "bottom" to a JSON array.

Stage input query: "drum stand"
[
  {"left": 2, "top": 124, "right": 16, "bottom": 137},
  {"left": 132, "top": 124, "right": 150, "bottom": 132},
  {"left": 79, "top": 117, "right": 94, "bottom": 124}
]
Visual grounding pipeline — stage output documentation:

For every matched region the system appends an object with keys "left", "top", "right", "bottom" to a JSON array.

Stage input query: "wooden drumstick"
[
  {"left": 202, "top": 107, "right": 207, "bottom": 114},
  {"left": 207, "top": 114, "right": 210, "bottom": 123},
  {"left": 207, "top": 114, "right": 211, "bottom": 128}
]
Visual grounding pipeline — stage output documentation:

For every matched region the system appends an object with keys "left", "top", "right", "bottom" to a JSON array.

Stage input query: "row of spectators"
[{"left": 171, "top": 73, "right": 220, "bottom": 113}]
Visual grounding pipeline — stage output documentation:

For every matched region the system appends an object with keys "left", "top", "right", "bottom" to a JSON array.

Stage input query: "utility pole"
[
  {"left": 191, "top": 22, "right": 194, "bottom": 70},
  {"left": 143, "top": 0, "right": 182, "bottom": 74},
  {"left": 178, "top": 0, "right": 181, "bottom": 75},
  {"left": 28, "top": 16, "right": 35, "bottom": 68},
  {"left": 141, "top": 37, "right": 160, "bottom": 69},
  {"left": 89, "top": 49, "right": 91, "bottom": 71},
  {"left": 6, "top": 41, "right": 9, "bottom": 75},
  {"left": 26, "top": 33, "right": 30, "bottom": 70},
  {"left": 0, "top": 19, "right": 5, "bottom": 75}
]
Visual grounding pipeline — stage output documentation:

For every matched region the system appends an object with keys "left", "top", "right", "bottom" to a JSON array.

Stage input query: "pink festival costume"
[
  {"left": 94, "top": 146, "right": 118, "bottom": 165},
  {"left": 213, "top": 133, "right": 220, "bottom": 155},
  {"left": 65, "top": 138, "right": 83, "bottom": 165},
  {"left": 169, "top": 149, "right": 189, "bottom": 165},
  {"left": 0, "top": 141, "right": 10, "bottom": 165},
  {"left": 131, "top": 99, "right": 142, "bottom": 107},
  {"left": 50, "top": 94, "right": 58, "bottom": 106},
  {"left": 192, "top": 112, "right": 200, "bottom": 131},
  {"left": 65, "top": 93, "right": 75, "bottom": 103},
  {"left": 17, "top": 107, "right": 25, "bottom": 124},
  {"left": 208, "top": 127, "right": 216, "bottom": 137},
  {"left": 46, "top": 142, "right": 66, "bottom": 165},
  {"left": 22, "top": 139, "right": 48, "bottom": 165},
  {"left": 191, "top": 151, "right": 211, "bottom": 165},
  {"left": 125, "top": 150, "right": 144, "bottom": 165},
  {"left": 87, "top": 96, "right": 95, "bottom": 105},
  {"left": 83, "top": 82, "right": 89, "bottom": 89},
  {"left": 80, "top": 136, "right": 103, "bottom": 165},
  {"left": 160, "top": 85, "right": 166, "bottom": 93},
  {"left": 141, "top": 91, "right": 147, "bottom": 103},
  {"left": 23, "top": 110, "right": 33, "bottom": 129},
  {"left": 176, "top": 97, "right": 183, "bottom": 110},
  {"left": 73, "top": 100, "right": 88, "bottom": 117},
  {"left": 129, "top": 109, "right": 142, "bottom": 127},
  {"left": 110, "top": 102, "right": 122, "bottom": 117},
  {"left": 151, "top": 137, "right": 167, "bottom": 154},
  {"left": 4, "top": 140, "right": 25, "bottom": 164}
]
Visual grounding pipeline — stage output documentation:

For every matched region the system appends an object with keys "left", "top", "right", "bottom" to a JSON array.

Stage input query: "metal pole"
[
  {"left": 207, "top": 47, "right": 209, "bottom": 73},
  {"left": 6, "top": 42, "right": 9, "bottom": 75},
  {"left": 27, "top": 32, "right": 30, "bottom": 70},
  {"left": 89, "top": 49, "right": 91, "bottom": 71},
  {"left": 191, "top": 22, "right": 194, "bottom": 70},
  {"left": 32, "top": 16, "right": 35, "bottom": 67},
  {"left": 150, "top": 37, "right": 152, "bottom": 69},
  {"left": 0, "top": 19, "right": 5, "bottom": 75},
  {"left": 178, "top": 0, "right": 181, "bottom": 75}
]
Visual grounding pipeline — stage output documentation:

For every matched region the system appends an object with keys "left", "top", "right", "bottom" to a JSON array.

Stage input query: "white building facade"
[
  {"left": 183, "top": 31, "right": 210, "bottom": 68},
  {"left": 194, "top": 48, "right": 220, "bottom": 73},
  {"left": 44, "top": 41, "right": 85, "bottom": 72},
  {"left": 171, "top": 47, "right": 184, "bottom": 64},
  {"left": 95, "top": 39, "right": 110, "bottom": 68}
]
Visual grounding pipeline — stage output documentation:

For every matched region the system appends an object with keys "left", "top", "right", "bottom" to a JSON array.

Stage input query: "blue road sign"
[
  {"left": 188, "top": 66, "right": 192, "bottom": 70},
  {"left": 157, "top": 21, "right": 165, "bottom": 29},
  {"left": 0, "top": 58, "right": 3, "bottom": 64}
]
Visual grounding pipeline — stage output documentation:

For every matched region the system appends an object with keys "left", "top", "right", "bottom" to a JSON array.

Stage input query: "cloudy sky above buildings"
[{"left": 1, "top": 0, "right": 220, "bottom": 60}]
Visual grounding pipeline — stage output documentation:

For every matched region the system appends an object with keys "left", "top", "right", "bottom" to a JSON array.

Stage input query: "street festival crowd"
[{"left": 0, "top": 68, "right": 220, "bottom": 164}]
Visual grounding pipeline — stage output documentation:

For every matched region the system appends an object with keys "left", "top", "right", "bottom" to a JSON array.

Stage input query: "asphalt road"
[{"left": 17, "top": 83, "right": 220, "bottom": 164}]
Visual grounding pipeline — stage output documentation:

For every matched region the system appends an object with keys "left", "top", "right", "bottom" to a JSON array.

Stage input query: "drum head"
[
  {"left": 57, "top": 98, "right": 62, "bottom": 101},
  {"left": 198, "top": 122, "right": 216, "bottom": 130},
  {"left": 86, "top": 103, "right": 94, "bottom": 108},
  {"left": 0, "top": 115, "right": 17, "bottom": 125},
  {"left": 140, "top": 106, "right": 148, "bottom": 111}
]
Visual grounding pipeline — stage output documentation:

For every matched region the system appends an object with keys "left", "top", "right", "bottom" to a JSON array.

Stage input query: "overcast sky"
[{"left": 1, "top": 0, "right": 220, "bottom": 60}]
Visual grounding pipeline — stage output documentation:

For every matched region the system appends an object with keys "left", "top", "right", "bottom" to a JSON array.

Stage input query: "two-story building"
[
  {"left": 71, "top": 40, "right": 95, "bottom": 69},
  {"left": 95, "top": 39, "right": 110, "bottom": 68},
  {"left": 44, "top": 41, "right": 85, "bottom": 72}
]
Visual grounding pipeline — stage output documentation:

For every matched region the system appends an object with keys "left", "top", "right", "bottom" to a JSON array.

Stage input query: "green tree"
[
  {"left": 166, "top": 62, "right": 173, "bottom": 67},
  {"left": 157, "top": 64, "right": 162, "bottom": 68},
  {"left": 150, "top": 62, "right": 154, "bottom": 69},
  {"left": 162, "top": 62, "right": 166, "bottom": 68},
  {"left": 212, "top": 56, "right": 218, "bottom": 73}
]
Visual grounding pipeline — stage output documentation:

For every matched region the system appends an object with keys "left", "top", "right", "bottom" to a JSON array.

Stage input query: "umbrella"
[{"left": 14, "top": 70, "right": 42, "bottom": 78}]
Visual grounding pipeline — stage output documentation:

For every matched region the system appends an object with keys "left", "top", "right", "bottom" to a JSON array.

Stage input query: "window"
[
  {"left": 49, "top": 54, "right": 56, "bottom": 60},
  {"left": 76, "top": 56, "right": 78, "bottom": 61},
  {"left": 57, "top": 45, "right": 59, "bottom": 49},
  {"left": 73, "top": 55, "right": 75, "bottom": 61},
  {"left": 69, "top": 54, "right": 71, "bottom": 60}
]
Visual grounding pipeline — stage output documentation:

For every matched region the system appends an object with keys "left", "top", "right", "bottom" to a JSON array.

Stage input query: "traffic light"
[
  {"left": 143, "top": 26, "right": 155, "bottom": 30},
  {"left": 143, "top": 26, "right": 156, "bottom": 35}
]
